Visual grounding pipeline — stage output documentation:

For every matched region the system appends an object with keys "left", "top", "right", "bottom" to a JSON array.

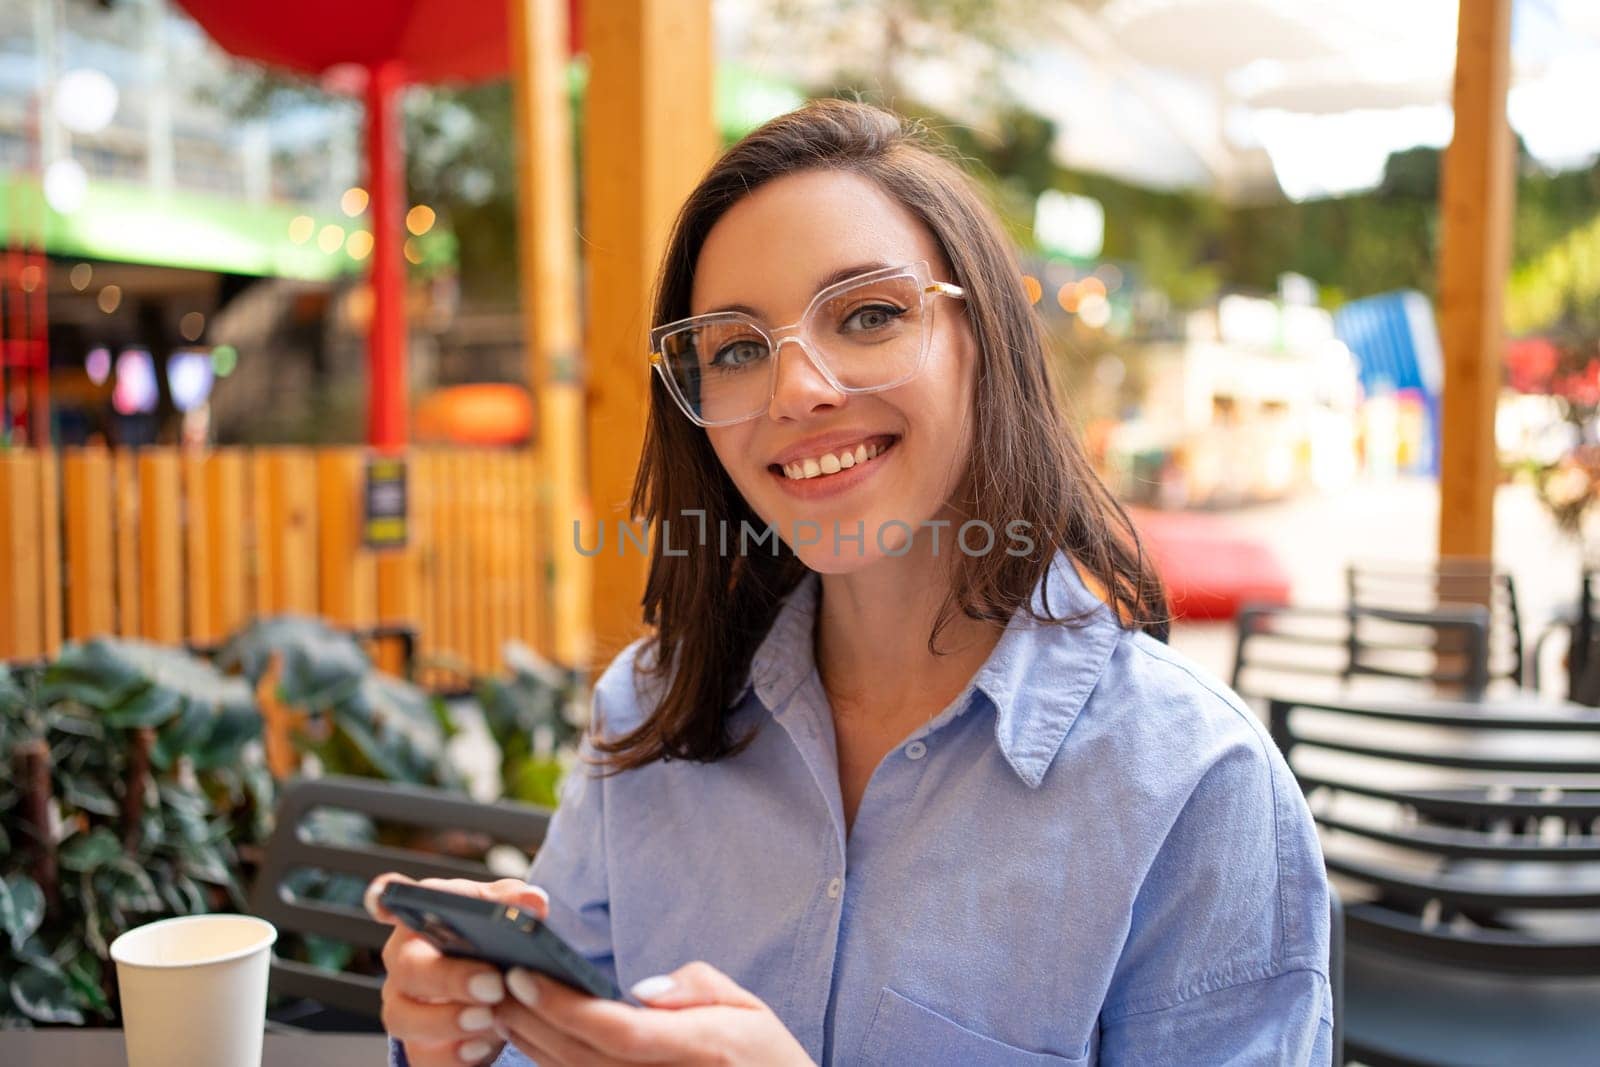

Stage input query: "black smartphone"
[{"left": 379, "top": 881, "right": 625, "bottom": 1001}]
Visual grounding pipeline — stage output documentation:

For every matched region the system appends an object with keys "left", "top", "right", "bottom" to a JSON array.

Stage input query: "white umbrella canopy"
[{"left": 720, "top": 0, "right": 1600, "bottom": 201}]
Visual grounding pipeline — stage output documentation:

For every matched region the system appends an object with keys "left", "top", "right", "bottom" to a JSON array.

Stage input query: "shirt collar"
[{"left": 737, "top": 551, "right": 1125, "bottom": 789}]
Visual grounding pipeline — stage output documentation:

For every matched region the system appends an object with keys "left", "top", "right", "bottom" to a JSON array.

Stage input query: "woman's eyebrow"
[
  {"left": 699, "top": 261, "right": 896, "bottom": 319},
  {"left": 812, "top": 261, "right": 893, "bottom": 293}
]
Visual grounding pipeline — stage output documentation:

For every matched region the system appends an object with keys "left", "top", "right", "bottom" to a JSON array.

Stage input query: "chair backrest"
[
  {"left": 1345, "top": 560, "right": 1523, "bottom": 686},
  {"left": 250, "top": 775, "right": 551, "bottom": 1020},
  {"left": 1232, "top": 603, "right": 1493, "bottom": 703},
  {"left": 1566, "top": 568, "right": 1600, "bottom": 704},
  {"left": 1268, "top": 693, "right": 1600, "bottom": 977}
]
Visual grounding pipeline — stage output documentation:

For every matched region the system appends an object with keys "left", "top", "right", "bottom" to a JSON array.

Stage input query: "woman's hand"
[
  {"left": 366, "top": 872, "right": 552, "bottom": 1066},
  {"left": 492, "top": 960, "right": 815, "bottom": 1066}
]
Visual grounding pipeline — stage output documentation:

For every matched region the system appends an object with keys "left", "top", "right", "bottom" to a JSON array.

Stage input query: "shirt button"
[
  {"left": 905, "top": 740, "right": 927, "bottom": 760},
  {"left": 826, "top": 877, "right": 843, "bottom": 899}
]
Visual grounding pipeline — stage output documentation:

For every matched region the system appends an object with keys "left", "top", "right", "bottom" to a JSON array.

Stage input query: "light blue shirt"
[{"left": 393, "top": 550, "right": 1332, "bottom": 1065}]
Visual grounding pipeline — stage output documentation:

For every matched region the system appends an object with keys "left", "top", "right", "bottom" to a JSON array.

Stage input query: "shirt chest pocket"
[{"left": 855, "top": 987, "right": 1090, "bottom": 1067}]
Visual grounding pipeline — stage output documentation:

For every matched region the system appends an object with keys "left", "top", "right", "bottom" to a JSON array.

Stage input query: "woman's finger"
[
  {"left": 399, "top": 1036, "right": 505, "bottom": 1067},
  {"left": 627, "top": 960, "right": 763, "bottom": 1010},
  {"left": 503, "top": 969, "right": 704, "bottom": 1062},
  {"left": 380, "top": 989, "right": 502, "bottom": 1045},
  {"left": 382, "top": 932, "right": 507, "bottom": 1005},
  {"left": 495, "top": 999, "right": 624, "bottom": 1067}
]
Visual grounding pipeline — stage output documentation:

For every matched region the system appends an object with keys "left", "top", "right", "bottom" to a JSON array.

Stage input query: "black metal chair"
[
  {"left": 1531, "top": 567, "right": 1600, "bottom": 705},
  {"left": 1345, "top": 560, "right": 1524, "bottom": 689},
  {"left": 1232, "top": 603, "right": 1493, "bottom": 704},
  {"left": 1269, "top": 694, "right": 1600, "bottom": 1066},
  {"left": 250, "top": 775, "right": 551, "bottom": 1028}
]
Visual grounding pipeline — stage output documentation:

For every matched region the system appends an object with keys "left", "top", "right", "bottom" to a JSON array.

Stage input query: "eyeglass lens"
[{"left": 658, "top": 273, "right": 927, "bottom": 424}]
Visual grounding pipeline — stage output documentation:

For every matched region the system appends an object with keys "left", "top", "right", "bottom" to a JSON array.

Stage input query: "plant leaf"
[
  {"left": 62, "top": 951, "right": 111, "bottom": 1018},
  {"left": 94, "top": 857, "right": 162, "bottom": 916},
  {"left": 177, "top": 842, "right": 234, "bottom": 888},
  {"left": 216, "top": 616, "right": 370, "bottom": 706},
  {"left": 59, "top": 827, "right": 123, "bottom": 873},
  {"left": 0, "top": 875, "right": 45, "bottom": 952},
  {"left": 103, "top": 684, "right": 182, "bottom": 729},
  {"left": 192, "top": 699, "right": 262, "bottom": 771},
  {"left": 151, "top": 700, "right": 210, "bottom": 770},
  {"left": 59, "top": 773, "right": 119, "bottom": 817},
  {"left": 9, "top": 964, "right": 85, "bottom": 1025}
]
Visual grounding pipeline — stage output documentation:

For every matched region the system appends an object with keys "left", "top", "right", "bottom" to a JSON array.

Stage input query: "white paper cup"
[{"left": 111, "top": 913, "right": 278, "bottom": 1067}]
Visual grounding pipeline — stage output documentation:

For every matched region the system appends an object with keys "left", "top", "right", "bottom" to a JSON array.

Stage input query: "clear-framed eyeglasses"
[{"left": 648, "top": 260, "right": 966, "bottom": 428}]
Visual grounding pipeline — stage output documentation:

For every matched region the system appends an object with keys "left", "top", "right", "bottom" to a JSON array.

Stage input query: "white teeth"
[{"left": 778, "top": 439, "right": 892, "bottom": 480}]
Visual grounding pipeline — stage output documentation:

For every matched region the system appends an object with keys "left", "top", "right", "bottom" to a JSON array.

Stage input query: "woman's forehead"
[{"left": 690, "top": 169, "right": 941, "bottom": 320}]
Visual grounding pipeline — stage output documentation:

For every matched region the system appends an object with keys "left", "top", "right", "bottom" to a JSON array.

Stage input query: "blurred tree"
[{"left": 766, "top": 0, "right": 1049, "bottom": 107}]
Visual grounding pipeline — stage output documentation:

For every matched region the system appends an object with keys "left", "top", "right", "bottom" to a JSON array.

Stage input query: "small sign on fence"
[{"left": 364, "top": 454, "right": 408, "bottom": 550}]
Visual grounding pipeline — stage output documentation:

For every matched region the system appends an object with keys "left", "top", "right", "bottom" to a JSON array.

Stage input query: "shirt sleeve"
[
  {"left": 1097, "top": 721, "right": 1333, "bottom": 1065},
  {"left": 1098, "top": 967, "right": 1332, "bottom": 1065}
]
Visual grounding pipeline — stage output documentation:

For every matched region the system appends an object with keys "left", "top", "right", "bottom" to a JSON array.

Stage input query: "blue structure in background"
[{"left": 1332, "top": 290, "right": 1445, "bottom": 477}]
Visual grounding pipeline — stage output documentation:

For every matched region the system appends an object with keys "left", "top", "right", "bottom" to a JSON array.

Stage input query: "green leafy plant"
[
  {"left": 0, "top": 645, "right": 271, "bottom": 1029},
  {"left": 1, "top": 621, "right": 586, "bottom": 1029},
  {"left": 474, "top": 641, "right": 585, "bottom": 808},
  {"left": 216, "top": 617, "right": 462, "bottom": 788}
]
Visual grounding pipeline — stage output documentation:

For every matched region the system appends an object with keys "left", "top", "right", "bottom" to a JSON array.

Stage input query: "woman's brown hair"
[{"left": 591, "top": 98, "right": 1169, "bottom": 772}]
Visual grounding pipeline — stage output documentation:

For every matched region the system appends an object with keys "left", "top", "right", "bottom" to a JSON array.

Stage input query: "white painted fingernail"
[
  {"left": 507, "top": 967, "right": 539, "bottom": 1007},
  {"left": 630, "top": 975, "right": 675, "bottom": 1000},
  {"left": 458, "top": 1005, "right": 494, "bottom": 1032},
  {"left": 459, "top": 1040, "right": 492, "bottom": 1063},
  {"left": 468, "top": 972, "right": 505, "bottom": 1005},
  {"left": 362, "top": 880, "right": 384, "bottom": 918}
]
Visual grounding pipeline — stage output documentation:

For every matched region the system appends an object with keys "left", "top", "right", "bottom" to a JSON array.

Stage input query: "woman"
[{"left": 375, "top": 99, "right": 1332, "bottom": 1066}]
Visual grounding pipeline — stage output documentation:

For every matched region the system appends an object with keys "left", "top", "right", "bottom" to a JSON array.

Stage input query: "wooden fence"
[{"left": 0, "top": 446, "right": 551, "bottom": 687}]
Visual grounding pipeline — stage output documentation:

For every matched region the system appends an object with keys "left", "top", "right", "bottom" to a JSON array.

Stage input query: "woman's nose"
[{"left": 766, "top": 337, "right": 845, "bottom": 421}]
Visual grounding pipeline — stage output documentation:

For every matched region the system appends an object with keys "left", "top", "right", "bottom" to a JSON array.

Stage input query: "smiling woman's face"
[{"left": 691, "top": 168, "right": 978, "bottom": 573}]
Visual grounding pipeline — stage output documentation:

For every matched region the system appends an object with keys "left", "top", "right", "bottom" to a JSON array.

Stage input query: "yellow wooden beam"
[
  {"left": 1436, "top": 0, "right": 1514, "bottom": 561},
  {"left": 510, "top": 0, "right": 587, "bottom": 668},
  {"left": 581, "top": 0, "right": 716, "bottom": 665}
]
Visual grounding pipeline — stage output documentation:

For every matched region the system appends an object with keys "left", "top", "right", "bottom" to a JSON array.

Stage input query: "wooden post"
[
  {"left": 581, "top": 0, "right": 716, "bottom": 665},
  {"left": 510, "top": 0, "right": 588, "bottom": 668},
  {"left": 1436, "top": 0, "right": 1514, "bottom": 563}
]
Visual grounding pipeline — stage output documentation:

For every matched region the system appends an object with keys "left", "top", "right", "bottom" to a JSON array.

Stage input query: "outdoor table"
[{"left": 0, "top": 1028, "right": 389, "bottom": 1065}]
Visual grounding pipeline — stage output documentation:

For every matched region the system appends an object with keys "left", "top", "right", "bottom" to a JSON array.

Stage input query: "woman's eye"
[
  {"left": 711, "top": 340, "right": 767, "bottom": 368},
  {"left": 842, "top": 304, "right": 906, "bottom": 333}
]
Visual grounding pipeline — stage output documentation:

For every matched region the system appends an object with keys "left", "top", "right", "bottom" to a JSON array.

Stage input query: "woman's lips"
[{"left": 766, "top": 435, "right": 898, "bottom": 499}]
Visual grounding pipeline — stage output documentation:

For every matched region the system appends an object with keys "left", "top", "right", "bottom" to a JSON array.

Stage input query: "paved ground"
[{"left": 1166, "top": 475, "right": 1581, "bottom": 695}]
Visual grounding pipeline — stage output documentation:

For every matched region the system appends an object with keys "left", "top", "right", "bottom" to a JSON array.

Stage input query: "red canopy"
[
  {"left": 173, "top": 0, "right": 581, "bottom": 84},
  {"left": 173, "top": 0, "right": 582, "bottom": 449}
]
